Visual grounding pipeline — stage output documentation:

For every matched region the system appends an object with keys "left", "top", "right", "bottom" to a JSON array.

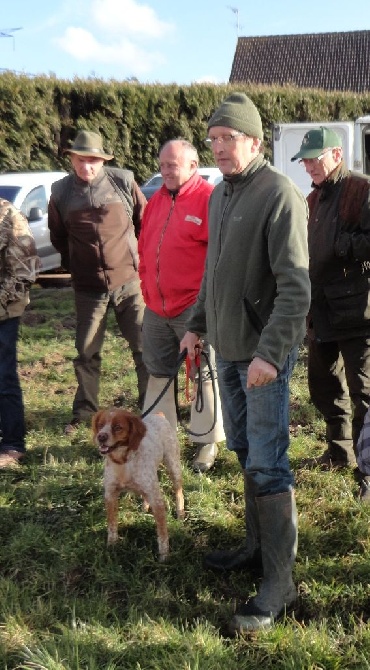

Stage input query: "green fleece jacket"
[{"left": 186, "top": 154, "right": 311, "bottom": 371}]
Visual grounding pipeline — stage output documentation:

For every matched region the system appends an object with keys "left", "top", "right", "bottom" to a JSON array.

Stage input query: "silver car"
[
  {"left": 140, "top": 166, "right": 223, "bottom": 201},
  {"left": 0, "top": 171, "right": 67, "bottom": 272}
]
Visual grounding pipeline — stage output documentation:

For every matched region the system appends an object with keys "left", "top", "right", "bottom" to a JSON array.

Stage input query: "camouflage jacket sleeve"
[{"left": 0, "top": 198, "right": 40, "bottom": 317}]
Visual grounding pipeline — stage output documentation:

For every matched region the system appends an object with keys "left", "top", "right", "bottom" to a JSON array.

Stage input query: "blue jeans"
[
  {"left": 0, "top": 317, "right": 25, "bottom": 453},
  {"left": 216, "top": 348, "right": 298, "bottom": 496}
]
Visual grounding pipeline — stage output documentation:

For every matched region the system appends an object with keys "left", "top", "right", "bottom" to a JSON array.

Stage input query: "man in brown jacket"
[{"left": 48, "top": 130, "right": 148, "bottom": 433}]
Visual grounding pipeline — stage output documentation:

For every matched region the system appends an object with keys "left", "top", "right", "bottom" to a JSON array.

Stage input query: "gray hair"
[{"left": 159, "top": 138, "right": 199, "bottom": 164}]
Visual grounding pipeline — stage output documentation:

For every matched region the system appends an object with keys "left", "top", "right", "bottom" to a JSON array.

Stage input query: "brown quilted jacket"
[{"left": 48, "top": 168, "right": 147, "bottom": 292}]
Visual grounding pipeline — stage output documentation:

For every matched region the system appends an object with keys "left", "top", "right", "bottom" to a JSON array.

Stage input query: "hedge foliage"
[{"left": 1, "top": 72, "right": 370, "bottom": 183}]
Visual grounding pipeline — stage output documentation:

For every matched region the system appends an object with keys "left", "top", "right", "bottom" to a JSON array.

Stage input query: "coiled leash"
[{"left": 141, "top": 348, "right": 218, "bottom": 437}]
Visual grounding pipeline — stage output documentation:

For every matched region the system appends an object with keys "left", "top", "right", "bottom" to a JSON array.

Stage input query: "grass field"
[{"left": 1, "top": 285, "right": 370, "bottom": 669}]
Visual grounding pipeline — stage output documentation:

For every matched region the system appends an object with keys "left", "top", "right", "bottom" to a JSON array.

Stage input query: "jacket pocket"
[
  {"left": 243, "top": 297, "right": 264, "bottom": 335},
  {"left": 323, "top": 275, "right": 370, "bottom": 328}
]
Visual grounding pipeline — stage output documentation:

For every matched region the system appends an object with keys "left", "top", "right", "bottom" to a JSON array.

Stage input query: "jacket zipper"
[
  {"left": 89, "top": 182, "right": 110, "bottom": 289},
  {"left": 156, "top": 194, "right": 176, "bottom": 315},
  {"left": 213, "top": 183, "right": 233, "bottom": 350}
]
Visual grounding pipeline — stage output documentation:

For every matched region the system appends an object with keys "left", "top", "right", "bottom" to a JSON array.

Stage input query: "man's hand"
[
  {"left": 180, "top": 331, "right": 201, "bottom": 360},
  {"left": 247, "top": 356, "right": 277, "bottom": 389}
]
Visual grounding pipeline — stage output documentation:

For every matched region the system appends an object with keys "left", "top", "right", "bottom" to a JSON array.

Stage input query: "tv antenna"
[
  {"left": 0, "top": 27, "right": 22, "bottom": 51},
  {"left": 228, "top": 7, "right": 242, "bottom": 36}
]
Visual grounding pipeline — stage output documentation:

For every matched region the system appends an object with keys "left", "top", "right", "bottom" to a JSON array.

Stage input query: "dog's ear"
[
  {"left": 127, "top": 415, "right": 147, "bottom": 451},
  {"left": 92, "top": 410, "right": 104, "bottom": 435}
]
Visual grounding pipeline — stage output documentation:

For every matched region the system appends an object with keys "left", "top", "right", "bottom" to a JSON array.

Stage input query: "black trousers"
[{"left": 308, "top": 336, "right": 370, "bottom": 462}]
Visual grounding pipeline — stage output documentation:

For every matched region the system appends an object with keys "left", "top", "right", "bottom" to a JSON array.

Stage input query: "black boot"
[
  {"left": 204, "top": 472, "right": 262, "bottom": 573},
  {"left": 229, "top": 490, "right": 298, "bottom": 633}
]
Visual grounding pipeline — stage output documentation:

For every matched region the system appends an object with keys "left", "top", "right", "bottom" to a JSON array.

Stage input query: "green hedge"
[{"left": 1, "top": 73, "right": 370, "bottom": 183}]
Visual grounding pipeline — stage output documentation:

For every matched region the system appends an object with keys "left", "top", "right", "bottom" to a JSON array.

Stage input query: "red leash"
[{"left": 185, "top": 352, "right": 201, "bottom": 402}]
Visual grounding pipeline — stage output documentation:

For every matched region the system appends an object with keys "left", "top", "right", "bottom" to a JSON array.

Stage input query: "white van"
[{"left": 272, "top": 117, "right": 370, "bottom": 195}]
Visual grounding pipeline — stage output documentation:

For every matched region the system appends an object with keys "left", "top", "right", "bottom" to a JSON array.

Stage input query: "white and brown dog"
[{"left": 92, "top": 409, "right": 184, "bottom": 561}]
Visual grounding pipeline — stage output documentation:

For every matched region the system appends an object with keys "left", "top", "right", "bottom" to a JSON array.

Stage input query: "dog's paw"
[{"left": 158, "top": 552, "right": 169, "bottom": 563}]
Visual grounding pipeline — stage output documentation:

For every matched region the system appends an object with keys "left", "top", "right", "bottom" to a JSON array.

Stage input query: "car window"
[
  {"left": 148, "top": 175, "right": 163, "bottom": 188},
  {"left": 0, "top": 185, "right": 21, "bottom": 203},
  {"left": 20, "top": 186, "right": 48, "bottom": 217}
]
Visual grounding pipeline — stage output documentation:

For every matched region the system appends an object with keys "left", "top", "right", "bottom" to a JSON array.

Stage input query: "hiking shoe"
[
  {"left": 192, "top": 443, "right": 218, "bottom": 473},
  {"left": 0, "top": 450, "right": 24, "bottom": 468},
  {"left": 64, "top": 418, "right": 81, "bottom": 435},
  {"left": 300, "top": 449, "right": 352, "bottom": 470},
  {"left": 113, "top": 394, "right": 126, "bottom": 407}
]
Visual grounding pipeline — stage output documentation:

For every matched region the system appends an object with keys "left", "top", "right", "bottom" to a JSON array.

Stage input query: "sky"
[{"left": 1, "top": 0, "right": 370, "bottom": 85}]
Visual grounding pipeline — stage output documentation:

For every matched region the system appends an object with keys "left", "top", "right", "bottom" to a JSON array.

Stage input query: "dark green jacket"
[{"left": 186, "top": 155, "right": 310, "bottom": 371}]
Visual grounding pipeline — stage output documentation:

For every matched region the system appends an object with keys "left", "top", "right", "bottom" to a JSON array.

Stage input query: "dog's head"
[{"left": 92, "top": 409, "right": 147, "bottom": 457}]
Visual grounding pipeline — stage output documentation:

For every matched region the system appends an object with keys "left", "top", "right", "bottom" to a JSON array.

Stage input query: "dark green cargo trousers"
[{"left": 71, "top": 279, "right": 148, "bottom": 422}]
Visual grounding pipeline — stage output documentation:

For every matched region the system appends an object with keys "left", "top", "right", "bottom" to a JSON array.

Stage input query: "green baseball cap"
[{"left": 291, "top": 126, "right": 342, "bottom": 161}]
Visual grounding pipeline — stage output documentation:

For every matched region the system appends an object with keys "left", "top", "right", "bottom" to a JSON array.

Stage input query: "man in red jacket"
[{"left": 138, "top": 138, "right": 224, "bottom": 472}]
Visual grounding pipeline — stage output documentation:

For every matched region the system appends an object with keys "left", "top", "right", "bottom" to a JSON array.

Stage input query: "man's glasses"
[
  {"left": 298, "top": 149, "right": 333, "bottom": 165},
  {"left": 205, "top": 132, "right": 246, "bottom": 147}
]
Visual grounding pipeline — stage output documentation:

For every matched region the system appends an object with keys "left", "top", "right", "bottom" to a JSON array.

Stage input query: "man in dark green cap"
[
  {"left": 180, "top": 92, "right": 311, "bottom": 633},
  {"left": 48, "top": 130, "right": 148, "bottom": 433},
  {"left": 292, "top": 126, "right": 370, "bottom": 500}
]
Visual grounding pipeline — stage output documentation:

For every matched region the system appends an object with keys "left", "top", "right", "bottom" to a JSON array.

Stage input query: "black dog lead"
[{"left": 141, "top": 349, "right": 218, "bottom": 437}]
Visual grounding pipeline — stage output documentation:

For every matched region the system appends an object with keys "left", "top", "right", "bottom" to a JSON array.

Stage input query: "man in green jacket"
[{"left": 181, "top": 92, "right": 310, "bottom": 633}]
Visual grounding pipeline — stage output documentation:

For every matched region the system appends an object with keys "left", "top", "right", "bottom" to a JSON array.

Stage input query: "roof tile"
[{"left": 229, "top": 31, "right": 370, "bottom": 92}]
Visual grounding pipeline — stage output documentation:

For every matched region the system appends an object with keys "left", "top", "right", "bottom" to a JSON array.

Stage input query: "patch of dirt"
[
  {"left": 21, "top": 312, "right": 47, "bottom": 326},
  {"left": 36, "top": 274, "right": 72, "bottom": 288},
  {"left": 61, "top": 316, "right": 76, "bottom": 329}
]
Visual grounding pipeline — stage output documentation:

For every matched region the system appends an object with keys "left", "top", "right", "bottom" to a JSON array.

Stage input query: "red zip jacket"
[{"left": 138, "top": 172, "right": 213, "bottom": 318}]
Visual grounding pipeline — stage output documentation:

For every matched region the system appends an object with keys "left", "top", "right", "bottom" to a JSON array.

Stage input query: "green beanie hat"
[{"left": 207, "top": 92, "right": 263, "bottom": 140}]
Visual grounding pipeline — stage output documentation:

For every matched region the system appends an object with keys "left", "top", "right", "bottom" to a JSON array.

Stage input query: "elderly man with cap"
[
  {"left": 291, "top": 126, "right": 370, "bottom": 499},
  {"left": 48, "top": 130, "right": 148, "bottom": 433},
  {"left": 180, "top": 93, "right": 310, "bottom": 633}
]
